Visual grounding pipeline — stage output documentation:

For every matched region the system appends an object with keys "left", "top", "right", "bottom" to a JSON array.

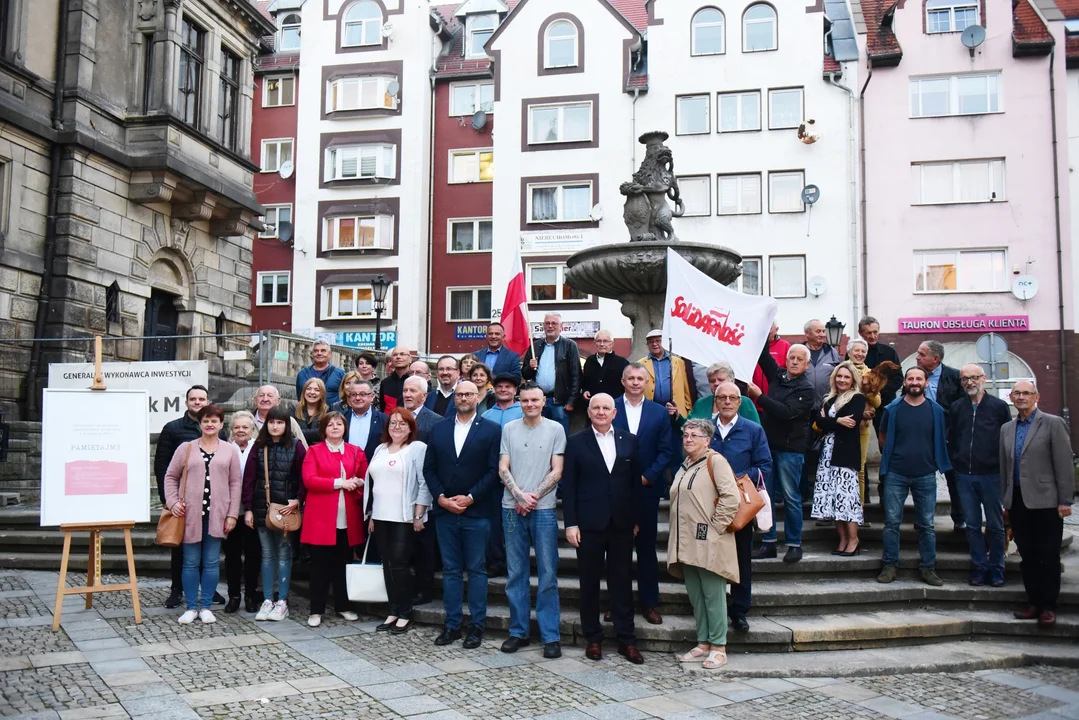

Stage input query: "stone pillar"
[{"left": 618, "top": 293, "right": 666, "bottom": 363}]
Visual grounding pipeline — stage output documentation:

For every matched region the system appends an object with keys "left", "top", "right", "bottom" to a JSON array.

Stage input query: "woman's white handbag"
[
  {"left": 346, "top": 538, "right": 388, "bottom": 603},
  {"left": 754, "top": 473, "right": 773, "bottom": 533}
]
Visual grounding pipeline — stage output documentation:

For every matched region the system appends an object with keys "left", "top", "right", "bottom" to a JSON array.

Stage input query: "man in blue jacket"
[
  {"left": 423, "top": 381, "right": 501, "bottom": 650},
  {"left": 295, "top": 340, "right": 345, "bottom": 407},
  {"left": 877, "top": 366, "right": 951, "bottom": 587},
  {"left": 341, "top": 382, "right": 386, "bottom": 463},
  {"left": 474, "top": 322, "right": 522, "bottom": 383}
]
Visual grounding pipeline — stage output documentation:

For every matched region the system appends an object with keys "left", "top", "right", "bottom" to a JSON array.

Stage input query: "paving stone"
[
  {"left": 1013, "top": 667, "right": 1079, "bottom": 692},
  {"left": 0, "top": 626, "right": 77, "bottom": 656},
  {"left": 533, "top": 711, "right": 595, "bottom": 720},
  {"left": 119, "top": 692, "right": 191, "bottom": 717},
  {"left": 668, "top": 688, "right": 730, "bottom": 709},
  {"left": 382, "top": 694, "right": 449, "bottom": 716},
  {"left": 0, "top": 663, "right": 117, "bottom": 716},
  {"left": 1029, "top": 686, "right": 1079, "bottom": 705},
  {"left": 0, "top": 593, "right": 52, "bottom": 619},
  {"left": 73, "top": 638, "right": 131, "bottom": 652},
  {"left": 418, "top": 664, "right": 611, "bottom": 718},
  {"left": 741, "top": 677, "right": 802, "bottom": 693},
  {"left": 287, "top": 676, "right": 352, "bottom": 693},
  {"left": 852, "top": 672, "right": 1067, "bottom": 719},
  {"left": 858, "top": 695, "right": 932, "bottom": 718},
  {"left": 581, "top": 703, "right": 652, "bottom": 720},
  {"left": 563, "top": 669, "right": 662, "bottom": 702},
  {"left": 386, "top": 662, "right": 444, "bottom": 680},
  {"left": 718, "top": 689, "right": 889, "bottom": 719},
  {"left": 624, "top": 695, "right": 696, "bottom": 718},
  {"left": 332, "top": 624, "right": 502, "bottom": 667},
  {"left": 29, "top": 651, "right": 87, "bottom": 667},
  {"left": 105, "top": 612, "right": 261, "bottom": 645},
  {"left": 191, "top": 687, "right": 399, "bottom": 719},
  {"left": 359, "top": 681, "right": 423, "bottom": 700},
  {"left": 100, "top": 669, "right": 163, "bottom": 687},
  {"left": 234, "top": 682, "right": 302, "bottom": 701},
  {"left": 144, "top": 643, "right": 331, "bottom": 694},
  {"left": 610, "top": 650, "right": 731, "bottom": 693},
  {"left": 0, "top": 573, "right": 33, "bottom": 593},
  {"left": 88, "top": 657, "right": 149, "bottom": 675},
  {"left": 431, "top": 658, "right": 485, "bottom": 674},
  {"left": 982, "top": 672, "right": 1048, "bottom": 690},
  {"left": 57, "top": 704, "right": 129, "bottom": 718},
  {"left": 111, "top": 683, "right": 177, "bottom": 702},
  {"left": 0, "top": 657, "right": 31, "bottom": 671}
]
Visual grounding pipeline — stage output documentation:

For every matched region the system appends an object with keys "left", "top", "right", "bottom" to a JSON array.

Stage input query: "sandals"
[
  {"left": 678, "top": 644, "right": 710, "bottom": 663},
  {"left": 703, "top": 648, "right": 728, "bottom": 670}
]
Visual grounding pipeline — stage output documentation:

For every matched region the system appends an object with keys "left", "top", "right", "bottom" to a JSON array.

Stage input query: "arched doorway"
[{"left": 143, "top": 256, "right": 188, "bottom": 361}]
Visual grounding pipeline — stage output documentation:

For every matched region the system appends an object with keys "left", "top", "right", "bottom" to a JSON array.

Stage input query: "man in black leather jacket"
[{"left": 522, "top": 313, "right": 581, "bottom": 435}]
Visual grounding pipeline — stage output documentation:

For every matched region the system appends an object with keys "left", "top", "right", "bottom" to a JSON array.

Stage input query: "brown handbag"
[
  {"left": 155, "top": 443, "right": 192, "bottom": 547},
  {"left": 264, "top": 445, "right": 302, "bottom": 534},
  {"left": 703, "top": 451, "right": 765, "bottom": 533}
]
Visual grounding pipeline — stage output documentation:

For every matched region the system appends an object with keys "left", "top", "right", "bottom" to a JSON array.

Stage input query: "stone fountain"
[{"left": 564, "top": 131, "right": 743, "bottom": 360}]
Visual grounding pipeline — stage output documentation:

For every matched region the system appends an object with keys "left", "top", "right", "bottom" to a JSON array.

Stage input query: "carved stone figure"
[{"left": 620, "top": 131, "right": 684, "bottom": 242}]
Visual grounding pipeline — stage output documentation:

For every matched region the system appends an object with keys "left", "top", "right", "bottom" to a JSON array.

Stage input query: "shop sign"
[
  {"left": 332, "top": 331, "right": 398, "bottom": 349},
  {"left": 897, "top": 315, "right": 1030, "bottom": 334},
  {"left": 520, "top": 230, "right": 592, "bottom": 254},
  {"left": 455, "top": 324, "right": 489, "bottom": 341},
  {"left": 531, "top": 320, "right": 601, "bottom": 339}
]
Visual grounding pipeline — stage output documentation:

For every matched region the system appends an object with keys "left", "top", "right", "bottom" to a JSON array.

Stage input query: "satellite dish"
[
  {"left": 961, "top": 25, "right": 985, "bottom": 57},
  {"left": 471, "top": 110, "right": 487, "bottom": 131},
  {"left": 808, "top": 275, "right": 827, "bottom": 297},
  {"left": 386, "top": 80, "right": 400, "bottom": 98},
  {"left": 278, "top": 160, "right": 294, "bottom": 179},
  {"left": 801, "top": 185, "right": 820, "bottom": 205},
  {"left": 381, "top": 22, "right": 394, "bottom": 37},
  {"left": 277, "top": 221, "right": 293, "bottom": 244},
  {"left": 590, "top": 204, "right": 603, "bottom": 222},
  {"left": 1012, "top": 275, "right": 1039, "bottom": 300}
]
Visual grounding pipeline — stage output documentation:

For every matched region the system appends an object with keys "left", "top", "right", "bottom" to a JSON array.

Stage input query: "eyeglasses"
[
  {"left": 1010, "top": 390, "right": 1036, "bottom": 397},
  {"left": 350, "top": 392, "right": 374, "bottom": 398},
  {"left": 683, "top": 434, "right": 708, "bottom": 441},
  {"left": 961, "top": 376, "right": 985, "bottom": 383},
  {"left": 388, "top": 421, "right": 409, "bottom": 428},
  {"left": 455, "top": 392, "right": 478, "bottom": 398},
  {"left": 714, "top": 395, "right": 740, "bottom": 402}
]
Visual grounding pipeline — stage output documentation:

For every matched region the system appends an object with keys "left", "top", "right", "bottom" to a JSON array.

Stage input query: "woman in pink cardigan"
[{"left": 164, "top": 405, "right": 242, "bottom": 624}]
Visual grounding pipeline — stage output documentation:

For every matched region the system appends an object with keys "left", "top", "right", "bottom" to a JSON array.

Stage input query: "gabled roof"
[
  {"left": 856, "top": 0, "right": 902, "bottom": 66},
  {"left": 1013, "top": 0, "right": 1054, "bottom": 56},
  {"left": 1061, "top": 0, "right": 1079, "bottom": 65}
]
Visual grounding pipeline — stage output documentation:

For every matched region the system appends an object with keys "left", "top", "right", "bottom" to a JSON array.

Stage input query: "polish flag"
[{"left": 500, "top": 246, "right": 531, "bottom": 357}]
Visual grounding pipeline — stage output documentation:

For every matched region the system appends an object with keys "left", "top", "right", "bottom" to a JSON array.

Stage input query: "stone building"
[{"left": 0, "top": 0, "right": 274, "bottom": 418}]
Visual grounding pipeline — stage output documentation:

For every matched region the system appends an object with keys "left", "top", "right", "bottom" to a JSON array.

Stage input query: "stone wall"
[{"left": 0, "top": 421, "right": 41, "bottom": 497}]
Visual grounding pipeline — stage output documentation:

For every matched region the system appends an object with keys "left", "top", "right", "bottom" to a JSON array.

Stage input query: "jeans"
[
  {"left": 257, "top": 526, "right": 292, "bottom": 602},
  {"left": 761, "top": 451, "right": 804, "bottom": 547},
  {"left": 182, "top": 516, "right": 222, "bottom": 611},
  {"left": 436, "top": 513, "right": 490, "bottom": 630},
  {"left": 503, "top": 508, "right": 560, "bottom": 643},
  {"left": 543, "top": 397, "right": 570, "bottom": 435},
  {"left": 882, "top": 472, "right": 937, "bottom": 567},
  {"left": 955, "top": 473, "right": 1005, "bottom": 583}
]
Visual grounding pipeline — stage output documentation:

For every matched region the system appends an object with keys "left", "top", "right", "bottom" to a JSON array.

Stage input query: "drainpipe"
[
  {"left": 828, "top": 71, "right": 858, "bottom": 327},
  {"left": 631, "top": 87, "right": 640, "bottom": 177},
  {"left": 857, "top": 59, "right": 873, "bottom": 319},
  {"left": 424, "top": 73, "right": 436, "bottom": 356},
  {"left": 1048, "top": 47, "right": 1070, "bottom": 426}
]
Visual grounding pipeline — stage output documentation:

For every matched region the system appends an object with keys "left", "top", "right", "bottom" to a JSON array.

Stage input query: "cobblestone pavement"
[{"left": 0, "top": 569, "right": 1077, "bottom": 720}]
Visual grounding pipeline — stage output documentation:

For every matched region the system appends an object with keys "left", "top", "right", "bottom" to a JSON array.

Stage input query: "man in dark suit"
[
  {"left": 423, "top": 381, "right": 502, "bottom": 649},
  {"left": 581, "top": 329, "right": 629, "bottom": 405},
  {"left": 425, "top": 355, "right": 459, "bottom": 418},
  {"left": 562, "top": 393, "right": 645, "bottom": 664},
  {"left": 402, "top": 375, "right": 444, "bottom": 604},
  {"left": 342, "top": 381, "right": 386, "bottom": 463},
  {"left": 474, "top": 322, "right": 522, "bottom": 383},
  {"left": 402, "top": 376, "right": 444, "bottom": 443},
  {"left": 916, "top": 340, "right": 965, "bottom": 531},
  {"left": 613, "top": 363, "right": 673, "bottom": 626}
]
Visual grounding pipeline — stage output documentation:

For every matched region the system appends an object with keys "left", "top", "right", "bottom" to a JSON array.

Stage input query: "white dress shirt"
[
  {"left": 593, "top": 426, "right": 617, "bottom": 472},
  {"left": 717, "top": 413, "right": 738, "bottom": 440},
  {"left": 623, "top": 396, "right": 645, "bottom": 435},
  {"left": 454, "top": 414, "right": 473, "bottom": 456}
]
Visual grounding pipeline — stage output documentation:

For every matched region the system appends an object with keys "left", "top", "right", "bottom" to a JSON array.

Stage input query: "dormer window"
[
  {"left": 926, "top": 0, "right": 978, "bottom": 34},
  {"left": 467, "top": 14, "right": 497, "bottom": 58},
  {"left": 278, "top": 13, "right": 301, "bottom": 51},
  {"left": 544, "top": 20, "right": 578, "bottom": 68},
  {"left": 343, "top": 0, "right": 382, "bottom": 47}
]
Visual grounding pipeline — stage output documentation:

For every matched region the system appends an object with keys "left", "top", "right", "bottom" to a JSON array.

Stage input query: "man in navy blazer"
[
  {"left": 341, "top": 381, "right": 386, "bottom": 462},
  {"left": 562, "top": 393, "right": 645, "bottom": 664},
  {"left": 613, "top": 363, "right": 673, "bottom": 626},
  {"left": 401, "top": 375, "right": 445, "bottom": 604},
  {"left": 473, "top": 322, "right": 522, "bottom": 383},
  {"left": 423, "top": 381, "right": 502, "bottom": 650},
  {"left": 403, "top": 376, "right": 445, "bottom": 444}
]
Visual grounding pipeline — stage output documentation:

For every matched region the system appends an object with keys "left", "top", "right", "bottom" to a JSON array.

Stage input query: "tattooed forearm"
[
  {"left": 535, "top": 469, "right": 562, "bottom": 499},
  {"left": 500, "top": 468, "right": 526, "bottom": 503}
]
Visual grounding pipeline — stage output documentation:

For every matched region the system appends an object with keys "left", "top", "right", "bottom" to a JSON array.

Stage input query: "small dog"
[{"left": 861, "top": 361, "right": 901, "bottom": 395}]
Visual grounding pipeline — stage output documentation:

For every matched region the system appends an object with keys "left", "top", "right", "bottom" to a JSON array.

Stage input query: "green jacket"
[{"left": 679, "top": 394, "right": 761, "bottom": 430}]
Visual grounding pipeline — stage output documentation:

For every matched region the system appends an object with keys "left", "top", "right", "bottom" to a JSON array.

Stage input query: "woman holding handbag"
[
  {"left": 242, "top": 405, "right": 306, "bottom": 622},
  {"left": 301, "top": 411, "right": 367, "bottom": 628},
  {"left": 668, "top": 418, "right": 741, "bottom": 670},
  {"left": 363, "top": 407, "right": 431, "bottom": 635},
  {"left": 163, "top": 405, "right": 242, "bottom": 625}
]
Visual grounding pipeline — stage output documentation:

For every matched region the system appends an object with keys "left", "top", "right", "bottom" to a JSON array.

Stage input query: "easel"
[{"left": 51, "top": 336, "right": 142, "bottom": 632}]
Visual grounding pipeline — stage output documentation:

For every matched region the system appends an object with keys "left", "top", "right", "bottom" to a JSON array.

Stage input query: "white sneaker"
[
  {"left": 268, "top": 600, "right": 289, "bottom": 621},
  {"left": 338, "top": 611, "right": 358, "bottom": 621},
  {"left": 198, "top": 609, "right": 217, "bottom": 624},
  {"left": 178, "top": 610, "right": 197, "bottom": 624},
  {"left": 308, "top": 614, "right": 322, "bottom": 627},
  {"left": 254, "top": 599, "right": 274, "bottom": 621}
]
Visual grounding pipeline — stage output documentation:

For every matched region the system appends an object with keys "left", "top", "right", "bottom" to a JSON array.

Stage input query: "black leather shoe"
[
  {"left": 463, "top": 625, "right": 484, "bottom": 649},
  {"left": 390, "top": 618, "right": 414, "bottom": 635},
  {"left": 224, "top": 596, "right": 241, "bottom": 614},
  {"left": 543, "top": 642, "right": 562, "bottom": 659},
  {"left": 375, "top": 619, "right": 397, "bottom": 632},
  {"left": 500, "top": 636, "right": 530, "bottom": 653},
  {"left": 245, "top": 595, "right": 260, "bottom": 613},
  {"left": 165, "top": 589, "right": 182, "bottom": 609},
  {"left": 783, "top": 546, "right": 803, "bottom": 563},
  {"left": 730, "top": 616, "right": 750, "bottom": 633},
  {"left": 752, "top": 544, "right": 777, "bottom": 560},
  {"left": 212, "top": 591, "right": 226, "bottom": 605},
  {"left": 434, "top": 627, "right": 462, "bottom": 646}
]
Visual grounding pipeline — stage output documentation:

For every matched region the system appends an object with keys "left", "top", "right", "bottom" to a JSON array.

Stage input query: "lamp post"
[
  {"left": 825, "top": 315, "right": 845, "bottom": 349},
  {"left": 370, "top": 273, "right": 391, "bottom": 353}
]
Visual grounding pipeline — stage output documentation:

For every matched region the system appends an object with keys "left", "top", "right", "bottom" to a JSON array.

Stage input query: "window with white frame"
[
  {"left": 321, "top": 283, "right": 393, "bottom": 320},
  {"left": 910, "top": 73, "right": 1000, "bottom": 117},
  {"left": 544, "top": 20, "right": 578, "bottom": 68},
  {"left": 325, "top": 144, "right": 396, "bottom": 181},
  {"left": 718, "top": 91, "right": 760, "bottom": 132},
  {"left": 257, "top": 271, "right": 290, "bottom": 306},
  {"left": 529, "top": 102, "right": 592, "bottom": 144},
  {"left": 925, "top": 0, "right": 978, "bottom": 33},
  {"left": 278, "top": 13, "right": 301, "bottom": 51},
  {"left": 768, "top": 171, "right": 805, "bottom": 213},
  {"left": 769, "top": 255, "right": 805, "bottom": 298},
  {"left": 263, "top": 75, "right": 295, "bottom": 107},
  {"left": 768, "top": 87, "right": 803, "bottom": 129},
  {"left": 678, "top": 176, "right": 711, "bottom": 216},
  {"left": 261, "top": 138, "right": 293, "bottom": 172},
  {"left": 448, "top": 287, "right": 492, "bottom": 321},
  {"left": 449, "top": 218, "right": 493, "bottom": 252},
  {"left": 449, "top": 149, "right": 494, "bottom": 183},
  {"left": 727, "top": 257, "right": 762, "bottom": 295},
  {"left": 342, "top": 0, "right": 382, "bottom": 47},
  {"left": 323, "top": 215, "right": 394, "bottom": 250},
  {"left": 451, "top": 82, "right": 494, "bottom": 116},
  {"left": 260, "top": 204, "right": 292, "bottom": 239},
  {"left": 743, "top": 3, "right": 777, "bottom": 52},
  {"left": 467, "top": 14, "right": 496, "bottom": 58},
  {"left": 528, "top": 182, "right": 592, "bottom": 222},
  {"left": 676, "top": 95, "right": 710, "bottom": 135},
  {"left": 692, "top": 8, "right": 725, "bottom": 55},
  {"left": 914, "top": 249, "right": 1007, "bottom": 293},
  {"left": 911, "top": 159, "right": 1005, "bottom": 205},
  {"left": 327, "top": 76, "right": 398, "bottom": 112},
  {"left": 528, "top": 264, "right": 590, "bottom": 303},
  {"left": 717, "top": 173, "right": 761, "bottom": 215}
]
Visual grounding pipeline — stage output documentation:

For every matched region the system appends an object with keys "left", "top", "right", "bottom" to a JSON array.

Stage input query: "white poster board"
[{"left": 41, "top": 389, "right": 151, "bottom": 526}]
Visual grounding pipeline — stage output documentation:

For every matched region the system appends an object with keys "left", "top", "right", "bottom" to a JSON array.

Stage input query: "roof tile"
[
  {"left": 860, "top": 0, "right": 902, "bottom": 62},
  {"left": 1012, "top": 0, "right": 1054, "bottom": 53}
]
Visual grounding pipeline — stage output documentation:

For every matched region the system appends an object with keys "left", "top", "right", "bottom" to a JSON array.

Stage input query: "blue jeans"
[
  {"left": 955, "top": 473, "right": 1005, "bottom": 583},
  {"left": 182, "top": 516, "right": 222, "bottom": 610},
  {"left": 761, "top": 451, "right": 804, "bottom": 547},
  {"left": 435, "top": 513, "right": 490, "bottom": 630},
  {"left": 543, "top": 397, "right": 570, "bottom": 435},
  {"left": 257, "top": 526, "right": 293, "bottom": 602},
  {"left": 882, "top": 472, "right": 937, "bottom": 567},
  {"left": 503, "top": 508, "right": 560, "bottom": 643}
]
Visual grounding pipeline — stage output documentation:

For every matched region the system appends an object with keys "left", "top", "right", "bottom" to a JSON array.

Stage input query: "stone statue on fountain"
[{"left": 620, "top": 130, "right": 685, "bottom": 243}]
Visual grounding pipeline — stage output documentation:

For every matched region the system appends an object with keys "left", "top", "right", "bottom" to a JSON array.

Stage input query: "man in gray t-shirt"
[{"left": 497, "top": 384, "right": 567, "bottom": 658}]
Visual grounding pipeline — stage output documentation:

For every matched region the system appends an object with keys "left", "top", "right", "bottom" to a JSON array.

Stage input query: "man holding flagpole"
[{"left": 523, "top": 313, "right": 581, "bottom": 435}]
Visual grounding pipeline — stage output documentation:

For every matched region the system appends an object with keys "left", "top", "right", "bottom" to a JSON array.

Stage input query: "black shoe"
[
  {"left": 165, "top": 589, "right": 182, "bottom": 609},
  {"left": 412, "top": 593, "right": 432, "bottom": 606},
  {"left": 839, "top": 544, "right": 861, "bottom": 557},
  {"left": 730, "top": 616, "right": 750, "bottom": 633},
  {"left": 224, "top": 597, "right": 241, "bottom": 614},
  {"left": 783, "top": 546, "right": 803, "bottom": 563},
  {"left": 543, "top": 642, "right": 562, "bottom": 659},
  {"left": 752, "top": 544, "right": 777, "bottom": 559},
  {"left": 390, "top": 619, "right": 414, "bottom": 635},
  {"left": 501, "top": 636, "right": 530, "bottom": 653},
  {"left": 953, "top": 522, "right": 968, "bottom": 532},
  {"left": 434, "top": 627, "right": 461, "bottom": 646},
  {"left": 487, "top": 563, "right": 507, "bottom": 578},
  {"left": 244, "top": 595, "right": 259, "bottom": 613},
  {"left": 376, "top": 619, "right": 397, "bottom": 632},
  {"left": 463, "top": 625, "right": 484, "bottom": 649},
  {"left": 212, "top": 592, "right": 226, "bottom": 605}
]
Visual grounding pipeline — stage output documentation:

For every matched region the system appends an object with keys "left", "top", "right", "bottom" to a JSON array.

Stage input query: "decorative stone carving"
[
  {"left": 620, "top": 131, "right": 684, "bottom": 243},
  {"left": 137, "top": 0, "right": 158, "bottom": 21},
  {"left": 130, "top": 171, "right": 178, "bottom": 205},
  {"left": 173, "top": 191, "right": 217, "bottom": 221},
  {"left": 210, "top": 210, "right": 253, "bottom": 239},
  {"left": 170, "top": 218, "right": 191, "bottom": 249}
]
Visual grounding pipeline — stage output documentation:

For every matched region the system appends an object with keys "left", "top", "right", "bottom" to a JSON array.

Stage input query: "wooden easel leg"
[
  {"left": 85, "top": 530, "right": 97, "bottom": 609},
  {"left": 52, "top": 531, "right": 72, "bottom": 632},
  {"left": 124, "top": 528, "right": 142, "bottom": 624}
]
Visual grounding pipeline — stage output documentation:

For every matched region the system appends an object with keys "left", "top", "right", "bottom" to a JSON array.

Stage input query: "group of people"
[{"left": 152, "top": 312, "right": 1074, "bottom": 667}]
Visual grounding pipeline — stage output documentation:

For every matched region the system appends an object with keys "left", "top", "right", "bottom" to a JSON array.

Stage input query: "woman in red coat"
[{"left": 301, "top": 411, "right": 368, "bottom": 627}]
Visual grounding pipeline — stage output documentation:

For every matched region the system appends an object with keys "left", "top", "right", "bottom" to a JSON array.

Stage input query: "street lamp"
[
  {"left": 824, "top": 315, "right": 845, "bottom": 348},
  {"left": 370, "top": 273, "right": 391, "bottom": 352}
]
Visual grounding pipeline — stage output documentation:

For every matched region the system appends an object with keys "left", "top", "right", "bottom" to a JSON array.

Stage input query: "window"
[
  {"left": 926, "top": 0, "right": 978, "bottom": 33},
  {"left": 768, "top": 88, "right": 803, "bottom": 129},
  {"left": 141, "top": 33, "right": 155, "bottom": 114},
  {"left": 261, "top": 138, "right": 294, "bottom": 173},
  {"left": 528, "top": 182, "right": 592, "bottom": 222},
  {"left": 258, "top": 272, "right": 291, "bottom": 306},
  {"left": 343, "top": 0, "right": 382, "bottom": 47},
  {"left": 327, "top": 76, "right": 398, "bottom": 112},
  {"left": 278, "top": 13, "right": 301, "bottom": 51},
  {"left": 106, "top": 282, "right": 120, "bottom": 323},
  {"left": 717, "top": 173, "right": 761, "bottom": 215},
  {"left": 451, "top": 82, "right": 494, "bottom": 116},
  {"left": 177, "top": 17, "right": 205, "bottom": 126},
  {"left": 910, "top": 73, "right": 1001, "bottom": 117},
  {"left": 911, "top": 159, "right": 1005, "bottom": 204},
  {"left": 263, "top": 75, "right": 295, "bottom": 107},
  {"left": 449, "top": 149, "right": 494, "bottom": 183},
  {"left": 727, "top": 257, "right": 762, "bottom": 295},
  {"left": 321, "top": 284, "right": 393, "bottom": 320},
  {"left": 448, "top": 287, "right": 492, "bottom": 321},
  {"left": 676, "top": 95, "right": 710, "bottom": 135},
  {"left": 529, "top": 103, "right": 592, "bottom": 144},
  {"left": 544, "top": 20, "right": 578, "bottom": 68},
  {"left": 467, "top": 14, "right": 496, "bottom": 58},
  {"left": 678, "top": 176, "right": 711, "bottom": 216},
  {"left": 260, "top": 205, "right": 292, "bottom": 239},
  {"left": 326, "top": 144, "right": 396, "bottom": 181},
  {"left": 718, "top": 91, "right": 760, "bottom": 132},
  {"left": 770, "top": 256, "right": 805, "bottom": 298},
  {"left": 528, "top": 264, "right": 589, "bottom": 303},
  {"left": 449, "top": 219, "right": 493, "bottom": 252},
  {"left": 743, "top": 4, "right": 777, "bottom": 52},
  {"left": 217, "top": 48, "right": 240, "bottom": 150},
  {"left": 692, "top": 8, "right": 725, "bottom": 55},
  {"left": 914, "top": 249, "right": 1007, "bottom": 293},
  {"left": 768, "top": 171, "right": 805, "bottom": 213},
  {"left": 323, "top": 215, "right": 394, "bottom": 250}
]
